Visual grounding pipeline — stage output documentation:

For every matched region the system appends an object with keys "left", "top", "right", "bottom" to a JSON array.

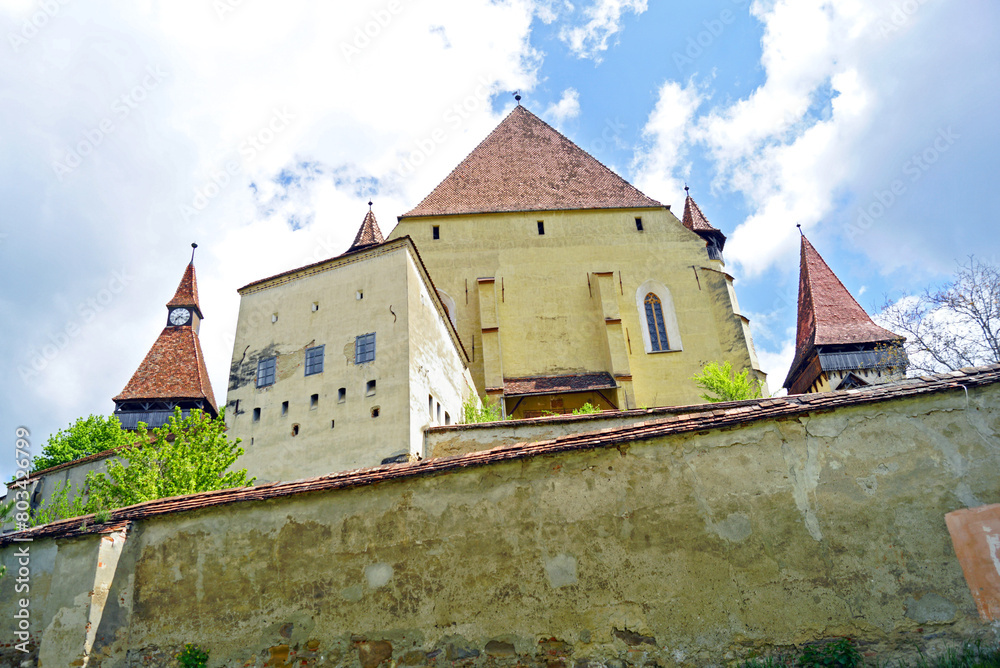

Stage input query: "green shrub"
[
  {"left": 461, "top": 396, "right": 503, "bottom": 423},
  {"left": 571, "top": 402, "right": 601, "bottom": 415},
  {"left": 176, "top": 643, "right": 209, "bottom": 668},
  {"left": 797, "top": 638, "right": 861, "bottom": 668}
]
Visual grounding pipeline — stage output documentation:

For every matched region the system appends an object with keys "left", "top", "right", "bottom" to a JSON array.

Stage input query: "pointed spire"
[
  {"left": 783, "top": 233, "right": 902, "bottom": 389},
  {"left": 681, "top": 187, "right": 720, "bottom": 233},
  {"left": 348, "top": 204, "right": 385, "bottom": 253},
  {"left": 166, "top": 254, "right": 203, "bottom": 318},
  {"left": 403, "top": 105, "right": 661, "bottom": 218}
]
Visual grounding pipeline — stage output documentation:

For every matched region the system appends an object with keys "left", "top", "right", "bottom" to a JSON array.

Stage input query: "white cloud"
[
  {"left": 544, "top": 87, "right": 581, "bottom": 126},
  {"left": 631, "top": 80, "right": 702, "bottom": 208},
  {"left": 558, "top": 0, "right": 647, "bottom": 61}
]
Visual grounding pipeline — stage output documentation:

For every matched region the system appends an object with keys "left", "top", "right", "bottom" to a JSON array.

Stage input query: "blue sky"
[{"left": 1, "top": 0, "right": 998, "bottom": 488}]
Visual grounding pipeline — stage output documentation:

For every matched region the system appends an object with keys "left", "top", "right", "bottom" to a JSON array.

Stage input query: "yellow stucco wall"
[
  {"left": 4, "top": 381, "right": 998, "bottom": 665},
  {"left": 225, "top": 239, "right": 475, "bottom": 483},
  {"left": 388, "top": 207, "right": 766, "bottom": 411}
]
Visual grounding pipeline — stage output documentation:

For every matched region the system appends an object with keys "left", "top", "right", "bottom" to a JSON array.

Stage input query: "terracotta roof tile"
[
  {"left": 403, "top": 106, "right": 661, "bottom": 217},
  {"left": 504, "top": 372, "right": 618, "bottom": 396},
  {"left": 113, "top": 327, "right": 217, "bottom": 412},
  {"left": 784, "top": 234, "right": 902, "bottom": 387},
  {"left": 349, "top": 208, "right": 385, "bottom": 252},
  {"left": 681, "top": 191, "right": 719, "bottom": 233},
  {"left": 166, "top": 262, "right": 202, "bottom": 315},
  {"left": 9, "top": 364, "right": 999, "bottom": 544}
]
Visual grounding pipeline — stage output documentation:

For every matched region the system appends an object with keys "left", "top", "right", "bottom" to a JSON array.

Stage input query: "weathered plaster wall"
[
  {"left": 388, "top": 208, "right": 765, "bottom": 409},
  {"left": 3, "top": 384, "right": 999, "bottom": 666}
]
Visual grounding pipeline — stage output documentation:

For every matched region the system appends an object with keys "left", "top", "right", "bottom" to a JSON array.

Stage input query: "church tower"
[
  {"left": 783, "top": 232, "right": 907, "bottom": 394},
  {"left": 113, "top": 245, "right": 218, "bottom": 428},
  {"left": 389, "top": 104, "right": 766, "bottom": 414}
]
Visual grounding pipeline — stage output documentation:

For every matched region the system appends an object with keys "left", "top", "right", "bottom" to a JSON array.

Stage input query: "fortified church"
[
  {"left": 10, "top": 104, "right": 1000, "bottom": 668},
  {"left": 111, "top": 103, "right": 903, "bottom": 483}
]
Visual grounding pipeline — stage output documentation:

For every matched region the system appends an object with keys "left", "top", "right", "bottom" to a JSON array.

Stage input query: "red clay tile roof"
[
  {"left": 784, "top": 234, "right": 901, "bottom": 388},
  {"left": 113, "top": 327, "right": 217, "bottom": 411},
  {"left": 9, "top": 364, "right": 998, "bottom": 544},
  {"left": 682, "top": 191, "right": 720, "bottom": 233},
  {"left": 166, "top": 262, "right": 202, "bottom": 316},
  {"left": 505, "top": 372, "right": 617, "bottom": 396},
  {"left": 349, "top": 208, "right": 385, "bottom": 252},
  {"left": 403, "top": 105, "right": 661, "bottom": 217}
]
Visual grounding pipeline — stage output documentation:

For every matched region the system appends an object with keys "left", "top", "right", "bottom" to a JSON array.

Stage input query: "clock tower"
[{"left": 113, "top": 244, "right": 218, "bottom": 429}]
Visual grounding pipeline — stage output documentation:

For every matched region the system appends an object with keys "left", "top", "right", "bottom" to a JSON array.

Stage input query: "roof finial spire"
[
  {"left": 796, "top": 223, "right": 803, "bottom": 236},
  {"left": 513, "top": 91, "right": 521, "bottom": 105},
  {"left": 684, "top": 183, "right": 690, "bottom": 195},
  {"left": 190, "top": 242, "right": 198, "bottom": 263},
  {"left": 368, "top": 200, "right": 373, "bottom": 211}
]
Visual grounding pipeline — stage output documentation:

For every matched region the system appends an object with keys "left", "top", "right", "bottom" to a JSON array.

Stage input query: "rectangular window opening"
[
  {"left": 256, "top": 356, "right": 276, "bottom": 387},
  {"left": 281, "top": 401, "right": 288, "bottom": 416},
  {"left": 337, "top": 387, "right": 346, "bottom": 403},
  {"left": 366, "top": 380, "right": 376, "bottom": 396},
  {"left": 312, "top": 302, "right": 319, "bottom": 312},
  {"left": 635, "top": 217, "right": 643, "bottom": 231},
  {"left": 331, "top": 419, "right": 335, "bottom": 429},
  {"left": 537, "top": 220, "right": 545, "bottom": 235},
  {"left": 445, "top": 411, "right": 451, "bottom": 426},
  {"left": 436, "top": 401, "right": 441, "bottom": 423},
  {"left": 355, "top": 332, "right": 376, "bottom": 364},
  {"left": 305, "top": 345, "right": 325, "bottom": 376},
  {"left": 252, "top": 407, "right": 261, "bottom": 422},
  {"left": 310, "top": 394, "right": 319, "bottom": 409},
  {"left": 432, "top": 225, "right": 440, "bottom": 240},
  {"left": 428, "top": 394, "right": 434, "bottom": 418}
]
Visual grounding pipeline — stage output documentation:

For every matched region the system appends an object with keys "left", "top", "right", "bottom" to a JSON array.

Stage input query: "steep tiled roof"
[
  {"left": 784, "top": 234, "right": 901, "bottom": 388},
  {"left": 8, "top": 364, "right": 998, "bottom": 544},
  {"left": 403, "top": 105, "right": 661, "bottom": 217},
  {"left": 349, "top": 208, "right": 385, "bottom": 252},
  {"left": 113, "top": 327, "right": 217, "bottom": 411},
  {"left": 505, "top": 372, "right": 617, "bottom": 396},
  {"left": 166, "top": 262, "right": 202, "bottom": 315},
  {"left": 681, "top": 190, "right": 720, "bottom": 233}
]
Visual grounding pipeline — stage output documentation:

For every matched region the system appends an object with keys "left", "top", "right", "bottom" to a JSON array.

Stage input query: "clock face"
[{"left": 169, "top": 308, "right": 191, "bottom": 326}]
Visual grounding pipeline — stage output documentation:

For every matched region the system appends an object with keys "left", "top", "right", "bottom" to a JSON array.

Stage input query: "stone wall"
[{"left": 2, "top": 379, "right": 999, "bottom": 666}]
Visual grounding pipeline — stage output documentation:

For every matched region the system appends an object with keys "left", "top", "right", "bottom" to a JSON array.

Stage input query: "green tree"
[
  {"left": 33, "top": 414, "right": 133, "bottom": 472},
  {"left": 461, "top": 396, "right": 503, "bottom": 423},
  {"left": 692, "top": 361, "right": 763, "bottom": 403},
  {"left": 85, "top": 408, "right": 254, "bottom": 510}
]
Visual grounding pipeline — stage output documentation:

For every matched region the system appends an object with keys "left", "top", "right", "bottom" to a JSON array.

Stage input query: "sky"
[{"left": 2, "top": 0, "right": 998, "bottom": 488}]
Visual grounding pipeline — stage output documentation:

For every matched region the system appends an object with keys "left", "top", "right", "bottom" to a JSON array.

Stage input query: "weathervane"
[
  {"left": 514, "top": 91, "right": 521, "bottom": 105},
  {"left": 190, "top": 242, "right": 198, "bottom": 263},
  {"left": 796, "top": 223, "right": 803, "bottom": 236}
]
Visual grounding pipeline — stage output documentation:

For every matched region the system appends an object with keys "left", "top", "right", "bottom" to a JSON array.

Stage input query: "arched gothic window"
[{"left": 644, "top": 293, "right": 669, "bottom": 351}]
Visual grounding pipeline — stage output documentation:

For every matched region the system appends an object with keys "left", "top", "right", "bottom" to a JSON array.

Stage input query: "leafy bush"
[
  {"left": 461, "top": 396, "right": 503, "bottom": 423},
  {"left": 33, "top": 414, "right": 132, "bottom": 472},
  {"left": 572, "top": 402, "right": 601, "bottom": 415},
  {"left": 176, "top": 643, "right": 209, "bottom": 668},
  {"left": 692, "top": 361, "right": 763, "bottom": 403}
]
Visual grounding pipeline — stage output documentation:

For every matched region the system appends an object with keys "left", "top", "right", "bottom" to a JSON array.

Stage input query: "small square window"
[
  {"left": 355, "top": 332, "right": 376, "bottom": 364},
  {"left": 371, "top": 407, "right": 380, "bottom": 418},
  {"left": 281, "top": 401, "right": 288, "bottom": 416},
  {"left": 305, "top": 345, "right": 325, "bottom": 376},
  {"left": 366, "top": 380, "right": 376, "bottom": 396},
  {"left": 537, "top": 221, "right": 545, "bottom": 235},
  {"left": 635, "top": 217, "right": 643, "bottom": 231},
  {"left": 252, "top": 408, "right": 261, "bottom": 422},
  {"left": 338, "top": 388, "right": 346, "bottom": 403},
  {"left": 432, "top": 225, "right": 440, "bottom": 240},
  {"left": 356, "top": 290, "right": 364, "bottom": 300},
  {"left": 256, "top": 357, "right": 276, "bottom": 387},
  {"left": 310, "top": 394, "right": 319, "bottom": 409},
  {"left": 291, "top": 424, "right": 299, "bottom": 436},
  {"left": 312, "top": 302, "right": 319, "bottom": 312}
]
